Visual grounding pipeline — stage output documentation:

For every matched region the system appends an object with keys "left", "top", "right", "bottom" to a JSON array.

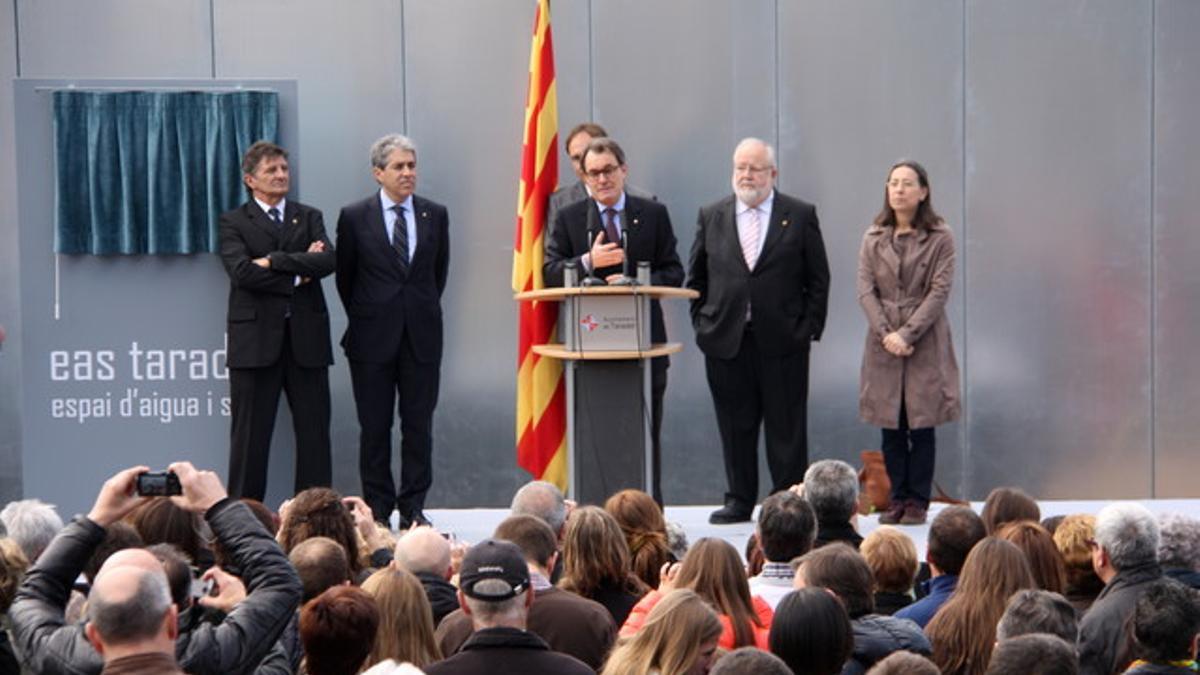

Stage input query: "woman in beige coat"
[{"left": 857, "top": 160, "right": 960, "bottom": 526}]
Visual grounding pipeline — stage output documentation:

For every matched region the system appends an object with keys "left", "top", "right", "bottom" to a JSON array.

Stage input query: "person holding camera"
[{"left": 9, "top": 462, "right": 302, "bottom": 675}]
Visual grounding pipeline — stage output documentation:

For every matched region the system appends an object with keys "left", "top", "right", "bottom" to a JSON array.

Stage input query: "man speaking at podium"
[{"left": 543, "top": 138, "right": 683, "bottom": 504}]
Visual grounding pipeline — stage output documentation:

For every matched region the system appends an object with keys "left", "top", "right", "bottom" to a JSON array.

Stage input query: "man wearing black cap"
[{"left": 424, "top": 539, "right": 592, "bottom": 675}]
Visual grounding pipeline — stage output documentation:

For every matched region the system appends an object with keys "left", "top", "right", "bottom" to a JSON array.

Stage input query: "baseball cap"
[{"left": 458, "top": 539, "right": 530, "bottom": 601}]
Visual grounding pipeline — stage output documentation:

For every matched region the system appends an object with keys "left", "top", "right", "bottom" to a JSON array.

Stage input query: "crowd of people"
[{"left": 0, "top": 460, "right": 1197, "bottom": 675}]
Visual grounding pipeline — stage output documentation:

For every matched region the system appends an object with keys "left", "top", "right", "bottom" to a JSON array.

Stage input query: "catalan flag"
[{"left": 512, "top": 0, "right": 566, "bottom": 489}]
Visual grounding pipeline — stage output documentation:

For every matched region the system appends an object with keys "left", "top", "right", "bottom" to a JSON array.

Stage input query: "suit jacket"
[
  {"left": 543, "top": 193, "right": 684, "bottom": 345},
  {"left": 545, "top": 179, "right": 654, "bottom": 238},
  {"left": 686, "top": 191, "right": 830, "bottom": 359},
  {"left": 218, "top": 200, "right": 335, "bottom": 369},
  {"left": 335, "top": 192, "right": 450, "bottom": 364}
]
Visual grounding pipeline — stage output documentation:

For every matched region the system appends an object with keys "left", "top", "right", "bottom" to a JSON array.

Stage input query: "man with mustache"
[
  {"left": 336, "top": 133, "right": 450, "bottom": 530},
  {"left": 687, "top": 138, "right": 830, "bottom": 524}
]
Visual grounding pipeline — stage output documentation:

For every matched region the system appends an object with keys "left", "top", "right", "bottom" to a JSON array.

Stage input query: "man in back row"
[{"left": 546, "top": 122, "right": 654, "bottom": 231}]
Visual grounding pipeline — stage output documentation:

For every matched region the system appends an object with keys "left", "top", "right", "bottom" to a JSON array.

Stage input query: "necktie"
[
  {"left": 603, "top": 208, "right": 621, "bottom": 248},
  {"left": 741, "top": 207, "right": 761, "bottom": 269},
  {"left": 267, "top": 207, "right": 283, "bottom": 229},
  {"left": 391, "top": 204, "right": 409, "bottom": 270}
]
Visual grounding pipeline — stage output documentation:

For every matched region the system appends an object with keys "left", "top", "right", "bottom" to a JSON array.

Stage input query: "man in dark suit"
[
  {"left": 687, "top": 137, "right": 830, "bottom": 524},
  {"left": 336, "top": 134, "right": 450, "bottom": 529},
  {"left": 218, "top": 141, "right": 334, "bottom": 501},
  {"left": 543, "top": 137, "right": 684, "bottom": 504},
  {"left": 546, "top": 122, "right": 654, "bottom": 231}
]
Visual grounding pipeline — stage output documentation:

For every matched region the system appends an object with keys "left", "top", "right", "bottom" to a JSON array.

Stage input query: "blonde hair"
[
  {"left": 360, "top": 567, "right": 442, "bottom": 668},
  {"left": 675, "top": 538, "right": 762, "bottom": 648},
  {"left": 1053, "top": 514, "right": 1096, "bottom": 573},
  {"left": 861, "top": 526, "right": 919, "bottom": 593},
  {"left": 0, "top": 538, "right": 30, "bottom": 611},
  {"left": 602, "top": 589, "right": 722, "bottom": 675}
]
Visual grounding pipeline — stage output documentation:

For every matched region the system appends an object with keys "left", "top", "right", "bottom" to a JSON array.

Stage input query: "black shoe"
[
  {"left": 407, "top": 510, "right": 432, "bottom": 528},
  {"left": 709, "top": 503, "right": 753, "bottom": 525}
]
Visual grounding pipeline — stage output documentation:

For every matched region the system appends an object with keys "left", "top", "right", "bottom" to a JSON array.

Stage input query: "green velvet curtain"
[{"left": 53, "top": 90, "right": 278, "bottom": 254}]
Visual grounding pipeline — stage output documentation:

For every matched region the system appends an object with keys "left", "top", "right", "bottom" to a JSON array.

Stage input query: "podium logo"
[{"left": 580, "top": 314, "right": 599, "bottom": 332}]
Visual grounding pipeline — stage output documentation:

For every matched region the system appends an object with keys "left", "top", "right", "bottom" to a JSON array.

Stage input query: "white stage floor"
[{"left": 422, "top": 499, "right": 1200, "bottom": 560}]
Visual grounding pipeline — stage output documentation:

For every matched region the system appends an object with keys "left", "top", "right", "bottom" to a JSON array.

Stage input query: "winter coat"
[
  {"left": 843, "top": 613, "right": 932, "bottom": 675},
  {"left": 857, "top": 222, "right": 960, "bottom": 429}
]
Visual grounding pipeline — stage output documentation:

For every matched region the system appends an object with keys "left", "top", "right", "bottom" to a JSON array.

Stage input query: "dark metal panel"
[
  {"left": 965, "top": 0, "right": 1152, "bottom": 498},
  {"left": 1153, "top": 0, "right": 1200, "bottom": 497}
]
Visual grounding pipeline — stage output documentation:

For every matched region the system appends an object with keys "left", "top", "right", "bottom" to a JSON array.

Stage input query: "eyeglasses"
[
  {"left": 734, "top": 164, "right": 772, "bottom": 175},
  {"left": 585, "top": 164, "right": 622, "bottom": 181}
]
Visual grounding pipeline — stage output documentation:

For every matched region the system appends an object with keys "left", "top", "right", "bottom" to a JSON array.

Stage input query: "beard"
[{"left": 733, "top": 178, "right": 768, "bottom": 206}]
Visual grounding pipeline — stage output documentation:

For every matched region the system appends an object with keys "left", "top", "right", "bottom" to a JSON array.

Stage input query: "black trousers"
[
  {"left": 650, "top": 359, "right": 666, "bottom": 506},
  {"left": 349, "top": 331, "right": 440, "bottom": 524},
  {"left": 228, "top": 329, "right": 331, "bottom": 501},
  {"left": 881, "top": 401, "right": 936, "bottom": 507},
  {"left": 705, "top": 327, "right": 810, "bottom": 509}
]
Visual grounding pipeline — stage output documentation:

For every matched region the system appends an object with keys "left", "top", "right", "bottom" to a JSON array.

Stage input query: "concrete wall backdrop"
[{"left": 1, "top": 0, "right": 1197, "bottom": 517}]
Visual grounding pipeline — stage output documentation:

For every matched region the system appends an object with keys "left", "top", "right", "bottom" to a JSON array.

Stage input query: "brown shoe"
[
  {"left": 878, "top": 501, "right": 905, "bottom": 525},
  {"left": 900, "top": 501, "right": 928, "bottom": 525}
]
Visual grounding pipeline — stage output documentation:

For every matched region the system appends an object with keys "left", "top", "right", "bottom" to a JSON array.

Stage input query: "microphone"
[
  {"left": 580, "top": 218, "right": 607, "bottom": 287},
  {"left": 609, "top": 227, "right": 637, "bottom": 286}
]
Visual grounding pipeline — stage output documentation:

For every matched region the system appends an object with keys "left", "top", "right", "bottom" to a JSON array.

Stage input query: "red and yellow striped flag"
[{"left": 513, "top": 0, "right": 566, "bottom": 489}]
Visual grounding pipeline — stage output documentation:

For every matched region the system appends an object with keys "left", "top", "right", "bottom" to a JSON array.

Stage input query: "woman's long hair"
[
  {"left": 872, "top": 159, "right": 942, "bottom": 230},
  {"left": 601, "top": 589, "right": 722, "bottom": 675},
  {"left": 997, "top": 521, "right": 1068, "bottom": 594},
  {"left": 926, "top": 537, "right": 1036, "bottom": 675},
  {"left": 769, "top": 588, "right": 853, "bottom": 675},
  {"left": 605, "top": 489, "right": 672, "bottom": 590},
  {"left": 675, "top": 537, "right": 763, "bottom": 648},
  {"left": 360, "top": 567, "right": 442, "bottom": 668},
  {"left": 278, "top": 487, "right": 363, "bottom": 576},
  {"left": 559, "top": 506, "right": 649, "bottom": 599}
]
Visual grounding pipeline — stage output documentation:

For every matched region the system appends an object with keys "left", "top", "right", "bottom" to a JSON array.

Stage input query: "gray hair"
[
  {"left": 1157, "top": 513, "right": 1200, "bottom": 572},
  {"left": 463, "top": 591, "right": 527, "bottom": 626},
  {"left": 996, "top": 589, "right": 1078, "bottom": 643},
  {"left": 733, "top": 137, "right": 777, "bottom": 168},
  {"left": 0, "top": 499, "right": 63, "bottom": 563},
  {"left": 510, "top": 481, "right": 566, "bottom": 534},
  {"left": 665, "top": 520, "right": 690, "bottom": 562},
  {"left": 1094, "top": 502, "right": 1160, "bottom": 571},
  {"left": 710, "top": 647, "right": 792, "bottom": 675},
  {"left": 87, "top": 568, "right": 173, "bottom": 646},
  {"left": 369, "top": 133, "right": 417, "bottom": 170},
  {"left": 803, "top": 460, "right": 860, "bottom": 523}
]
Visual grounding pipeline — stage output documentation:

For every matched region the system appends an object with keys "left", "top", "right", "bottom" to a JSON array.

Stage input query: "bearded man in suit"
[{"left": 687, "top": 137, "right": 830, "bottom": 524}]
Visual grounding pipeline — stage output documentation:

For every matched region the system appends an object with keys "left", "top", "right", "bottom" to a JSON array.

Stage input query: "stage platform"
[{"left": 419, "top": 499, "right": 1200, "bottom": 561}]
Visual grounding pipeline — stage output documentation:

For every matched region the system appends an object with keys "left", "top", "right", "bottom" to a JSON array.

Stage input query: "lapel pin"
[
  {"left": 292, "top": 217, "right": 299, "bottom": 224},
  {"left": 782, "top": 219, "right": 790, "bottom": 227},
  {"left": 632, "top": 218, "right": 639, "bottom": 226},
  {"left": 422, "top": 211, "right": 429, "bottom": 218}
]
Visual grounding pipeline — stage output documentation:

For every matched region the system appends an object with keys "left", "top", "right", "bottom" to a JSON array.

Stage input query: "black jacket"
[
  {"left": 9, "top": 500, "right": 301, "bottom": 675},
  {"left": 416, "top": 571, "right": 460, "bottom": 627},
  {"left": 219, "top": 200, "right": 335, "bottom": 369},
  {"left": 842, "top": 614, "right": 931, "bottom": 675},
  {"left": 1079, "top": 561, "right": 1163, "bottom": 675},
  {"left": 424, "top": 627, "right": 592, "bottom": 675}
]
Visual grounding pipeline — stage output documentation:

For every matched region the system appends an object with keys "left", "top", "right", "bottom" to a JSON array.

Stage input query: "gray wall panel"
[
  {"left": 779, "top": 1, "right": 967, "bottom": 496},
  {"left": 0, "top": 0, "right": 23, "bottom": 503},
  {"left": 965, "top": 0, "right": 1152, "bottom": 498},
  {"left": 552, "top": 0, "right": 592, "bottom": 187},
  {"left": 1153, "top": 0, "right": 1200, "bottom": 497},
  {"left": 17, "top": 0, "right": 211, "bottom": 77},
  {"left": 403, "top": 0, "right": 538, "bottom": 506},
  {"left": 591, "top": 0, "right": 776, "bottom": 504}
]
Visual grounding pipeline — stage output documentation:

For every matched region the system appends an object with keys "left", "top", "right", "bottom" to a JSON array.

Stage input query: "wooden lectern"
[{"left": 515, "top": 272, "right": 698, "bottom": 504}]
